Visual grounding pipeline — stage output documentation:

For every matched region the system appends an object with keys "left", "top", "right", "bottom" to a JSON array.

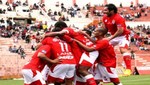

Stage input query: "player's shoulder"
[
  {"left": 114, "top": 13, "right": 124, "bottom": 20},
  {"left": 40, "top": 44, "right": 51, "bottom": 49}
]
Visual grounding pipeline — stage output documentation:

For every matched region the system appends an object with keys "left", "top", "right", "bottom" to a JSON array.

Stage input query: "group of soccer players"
[{"left": 21, "top": 3, "right": 132, "bottom": 85}]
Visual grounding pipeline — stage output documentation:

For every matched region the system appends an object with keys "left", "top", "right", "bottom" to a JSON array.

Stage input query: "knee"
[{"left": 78, "top": 66, "right": 84, "bottom": 74}]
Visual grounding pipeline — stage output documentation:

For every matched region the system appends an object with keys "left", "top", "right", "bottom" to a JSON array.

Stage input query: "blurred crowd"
[{"left": 0, "top": 0, "right": 149, "bottom": 54}]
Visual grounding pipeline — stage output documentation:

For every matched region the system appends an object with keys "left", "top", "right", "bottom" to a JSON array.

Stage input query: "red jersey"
[
  {"left": 23, "top": 45, "right": 51, "bottom": 72},
  {"left": 94, "top": 39, "right": 116, "bottom": 68},
  {"left": 41, "top": 37, "right": 53, "bottom": 45},
  {"left": 102, "top": 14, "right": 130, "bottom": 36},
  {"left": 60, "top": 35, "right": 82, "bottom": 63},
  {"left": 50, "top": 37, "right": 76, "bottom": 64},
  {"left": 41, "top": 36, "right": 76, "bottom": 64},
  {"left": 63, "top": 28, "right": 94, "bottom": 63}
]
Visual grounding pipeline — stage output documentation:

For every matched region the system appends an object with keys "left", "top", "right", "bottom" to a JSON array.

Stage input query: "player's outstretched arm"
[
  {"left": 38, "top": 52, "right": 62, "bottom": 64},
  {"left": 44, "top": 30, "right": 67, "bottom": 37},
  {"left": 74, "top": 39, "right": 95, "bottom": 52}
]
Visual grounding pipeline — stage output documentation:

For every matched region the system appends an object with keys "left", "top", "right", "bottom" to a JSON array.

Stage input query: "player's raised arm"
[{"left": 44, "top": 31, "right": 66, "bottom": 37}]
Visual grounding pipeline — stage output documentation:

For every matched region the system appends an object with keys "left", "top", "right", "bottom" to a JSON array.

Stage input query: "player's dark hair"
[
  {"left": 52, "top": 21, "right": 68, "bottom": 32},
  {"left": 105, "top": 3, "right": 118, "bottom": 13}
]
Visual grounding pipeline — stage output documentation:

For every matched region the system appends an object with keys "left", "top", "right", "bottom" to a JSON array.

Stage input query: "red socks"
[
  {"left": 85, "top": 74, "right": 96, "bottom": 85},
  {"left": 123, "top": 55, "right": 131, "bottom": 70}
]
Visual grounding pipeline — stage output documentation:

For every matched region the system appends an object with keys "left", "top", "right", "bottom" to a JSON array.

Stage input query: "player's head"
[
  {"left": 103, "top": 3, "right": 118, "bottom": 16},
  {"left": 52, "top": 21, "right": 67, "bottom": 32},
  {"left": 93, "top": 27, "right": 108, "bottom": 37}
]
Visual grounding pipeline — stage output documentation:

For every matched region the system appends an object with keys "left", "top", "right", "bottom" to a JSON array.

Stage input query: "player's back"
[
  {"left": 50, "top": 36, "right": 76, "bottom": 64},
  {"left": 63, "top": 27, "right": 95, "bottom": 63},
  {"left": 63, "top": 27, "right": 94, "bottom": 46}
]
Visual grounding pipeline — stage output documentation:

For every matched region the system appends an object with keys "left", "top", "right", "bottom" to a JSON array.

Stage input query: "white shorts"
[
  {"left": 79, "top": 51, "right": 99, "bottom": 67},
  {"left": 94, "top": 64, "right": 119, "bottom": 83},
  {"left": 41, "top": 65, "right": 50, "bottom": 81},
  {"left": 22, "top": 69, "right": 46, "bottom": 85},
  {"left": 109, "top": 36, "right": 130, "bottom": 48},
  {"left": 48, "top": 64, "right": 76, "bottom": 82}
]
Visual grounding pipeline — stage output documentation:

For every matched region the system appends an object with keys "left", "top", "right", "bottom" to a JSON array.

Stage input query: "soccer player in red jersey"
[
  {"left": 22, "top": 45, "right": 61, "bottom": 85},
  {"left": 38, "top": 21, "right": 77, "bottom": 85},
  {"left": 37, "top": 37, "right": 77, "bottom": 85},
  {"left": 45, "top": 36, "right": 76, "bottom": 85},
  {"left": 102, "top": 3, "right": 132, "bottom": 76},
  {"left": 74, "top": 27, "right": 123, "bottom": 85}
]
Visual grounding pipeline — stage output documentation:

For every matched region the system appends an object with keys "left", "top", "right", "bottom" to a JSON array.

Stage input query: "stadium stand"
[
  {"left": 0, "top": 0, "right": 149, "bottom": 79},
  {"left": 0, "top": 37, "right": 33, "bottom": 79}
]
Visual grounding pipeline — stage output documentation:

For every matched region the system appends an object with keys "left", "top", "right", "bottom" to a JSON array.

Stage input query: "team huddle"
[{"left": 21, "top": 4, "right": 132, "bottom": 85}]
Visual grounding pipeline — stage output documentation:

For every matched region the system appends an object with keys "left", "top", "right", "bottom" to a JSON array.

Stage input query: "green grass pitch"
[{"left": 0, "top": 75, "right": 150, "bottom": 85}]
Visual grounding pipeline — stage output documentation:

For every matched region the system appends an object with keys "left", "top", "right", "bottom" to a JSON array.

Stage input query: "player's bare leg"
[{"left": 78, "top": 65, "right": 90, "bottom": 76}]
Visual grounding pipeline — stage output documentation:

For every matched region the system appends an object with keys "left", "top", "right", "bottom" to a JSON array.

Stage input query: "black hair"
[
  {"left": 54, "top": 21, "right": 67, "bottom": 28},
  {"left": 52, "top": 21, "right": 67, "bottom": 32},
  {"left": 105, "top": 3, "right": 118, "bottom": 13}
]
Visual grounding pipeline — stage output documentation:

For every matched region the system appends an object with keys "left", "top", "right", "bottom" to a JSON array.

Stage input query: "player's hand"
[{"left": 52, "top": 58, "right": 62, "bottom": 64}]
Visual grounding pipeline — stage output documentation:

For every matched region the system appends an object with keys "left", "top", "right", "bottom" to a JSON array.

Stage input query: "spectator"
[
  {"left": 11, "top": 45, "right": 18, "bottom": 53},
  {"left": 20, "top": 48, "right": 26, "bottom": 59},
  {"left": 120, "top": 3, "right": 123, "bottom": 8},
  {"left": 9, "top": 46, "right": 13, "bottom": 52},
  {"left": 131, "top": 50, "right": 136, "bottom": 59},
  {"left": 0, "top": 0, "right": 2, "bottom": 4},
  {"left": 25, "top": 34, "right": 31, "bottom": 43},
  {"left": 86, "top": 12, "right": 89, "bottom": 18}
]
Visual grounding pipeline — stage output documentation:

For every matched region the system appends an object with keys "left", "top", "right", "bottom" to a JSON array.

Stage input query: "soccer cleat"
[{"left": 124, "top": 69, "right": 132, "bottom": 76}]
